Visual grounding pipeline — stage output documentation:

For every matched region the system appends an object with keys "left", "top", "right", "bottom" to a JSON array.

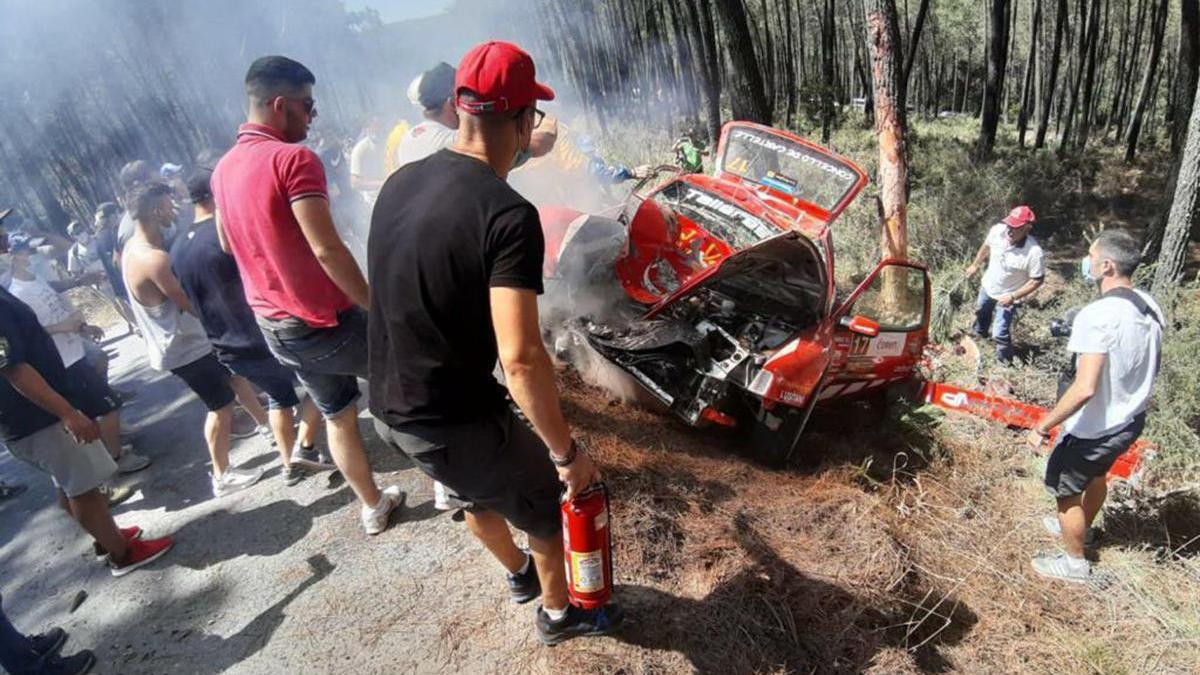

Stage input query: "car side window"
[{"left": 848, "top": 266, "right": 927, "bottom": 331}]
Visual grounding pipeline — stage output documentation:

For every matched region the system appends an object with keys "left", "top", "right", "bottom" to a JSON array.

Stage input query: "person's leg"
[
  {"left": 98, "top": 410, "right": 122, "bottom": 459},
  {"left": 325, "top": 404, "right": 381, "bottom": 506},
  {"left": 993, "top": 303, "right": 1017, "bottom": 363},
  {"left": 0, "top": 594, "right": 38, "bottom": 675},
  {"left": 1081, "top": 476, "right": 1108, "bottom": 528},
  {"left": 296, "top": 397, "right": 323, "bottom": 448},
  {"left": 230, "top": 374, "right": 269, "bottom": 428},
  {"left": 68, "top": 488, "right": 128, "bottom": 561},
  {"left": 1055, "top": 495, "right": 1088, "bottom": 559},
  {"left": 527, "top": 530, "right": 569, "bottom": 612},
  {"left": 270, "top": 407, "right": 297, "bottom": 466},
  {"left": 972, "top": 288, "right": 995, "bottom": 337},
  {"left": 463, "top": 509, "right": 528, "bottom": 573},
  {"left": 205, "top": 404, "right": 234, "bottom": 478}
]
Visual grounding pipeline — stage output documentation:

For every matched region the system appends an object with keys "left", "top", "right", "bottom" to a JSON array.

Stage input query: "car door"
[{"left": 820, "top": 259, "right": 931, "bottom": 402}]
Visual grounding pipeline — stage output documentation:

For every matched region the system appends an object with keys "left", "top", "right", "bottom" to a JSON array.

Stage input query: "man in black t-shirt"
[
  {"left": 368, "top": 41, "right": 619, "bottom": 645},
  {"left": 170, "top": 169, "right": 326, "bottom": 486},
  {"left": 0, "top": 284, "right": 173, "bottom": 576}
]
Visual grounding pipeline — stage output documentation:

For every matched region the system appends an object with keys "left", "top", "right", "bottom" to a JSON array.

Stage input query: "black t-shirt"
[
  {"left": 0, "top": 287, "right": 70, "bottom": 441},
  {"left": 94, "top": 223, "right": 125, "bottom": 295},
  {"left": 169, "top": 218, "right": 272, "bottom": 362},
  {"left": 367, "top": 149, "right": 545, "bottom": 426}
]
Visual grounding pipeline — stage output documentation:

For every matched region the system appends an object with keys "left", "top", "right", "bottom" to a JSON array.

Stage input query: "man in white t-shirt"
[
  {"left": 6, "top": 239, "right": 152, "bottom": 475},
  {"left": 349, "top": 116, "right": 387, "bottom": 202},
  {"left": 1025, "top": 229, "right": 1163, "bottom": 583},
  {"left": 394, "top": 62, "right": 460, "bottom": 170},
  {"left": 965, "top": 205, "right": 1045, "bottom": 364}
]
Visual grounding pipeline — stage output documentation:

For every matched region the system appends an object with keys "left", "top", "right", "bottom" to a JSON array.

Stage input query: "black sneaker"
[
  {"left": 31, "top": 627, "right": 68, "bottom": 656},
  {"left": 282, "top": 464, "right": 309, "bottom": 486},
  {"left": 535, "top": 603, "right": 624, "bottom": 646},
  {"left": 292, "top": 444, "right": 335, "bottom": 471},
  {"left": 39, "top": 649, "right": 95, "bottom": 675},
  {"left": 507, "top": 553, "right": 541, "bottom": 604}
]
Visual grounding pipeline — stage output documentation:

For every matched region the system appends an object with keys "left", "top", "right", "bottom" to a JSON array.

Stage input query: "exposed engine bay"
[{"left": 580, "top": 233, "right": 826, "bottom": 425}]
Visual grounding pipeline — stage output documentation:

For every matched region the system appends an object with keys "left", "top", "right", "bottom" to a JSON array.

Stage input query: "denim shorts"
[
  {"left": 257, "top": 308, "right": 367, "bottom": 419},
  {"left": 219, "top": 352, "right": 301, "bottom": 410}
]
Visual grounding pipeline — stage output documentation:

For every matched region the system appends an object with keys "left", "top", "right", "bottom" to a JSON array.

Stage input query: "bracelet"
[{"left": 550, "top": 439, "right": 577, "bottom": 467}]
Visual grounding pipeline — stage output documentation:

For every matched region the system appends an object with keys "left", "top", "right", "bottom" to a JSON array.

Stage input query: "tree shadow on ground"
[
  {"left": 171, "top": 487, "right": 438, "bottom": 571},
  {"left": 613, "top": 514, "right": 977, "bottom": 674},
  {"left": 93, "top": 553, "right": 335, "bottom": 674},
  {"left": 1103, "top": 493, "right": 1200, "bottom": 559}
]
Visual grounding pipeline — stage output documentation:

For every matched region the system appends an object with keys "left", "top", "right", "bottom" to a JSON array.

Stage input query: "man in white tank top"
[{"left": 121, "top": 182, "right": 263, "bottom": 497}]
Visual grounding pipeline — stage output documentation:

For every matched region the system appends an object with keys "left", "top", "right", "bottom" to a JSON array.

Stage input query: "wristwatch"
[{"left": 550, "top": 439, "right": 578, "bottom": 467}]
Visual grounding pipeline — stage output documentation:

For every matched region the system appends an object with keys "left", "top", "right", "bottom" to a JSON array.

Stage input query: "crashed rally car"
[{"left": 539, "top": 122, "right": 931, "bottom": 465}]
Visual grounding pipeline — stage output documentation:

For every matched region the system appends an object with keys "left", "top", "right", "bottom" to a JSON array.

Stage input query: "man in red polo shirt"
[{"left": 212, "top": 55, "right": 402, "bottom": 536}]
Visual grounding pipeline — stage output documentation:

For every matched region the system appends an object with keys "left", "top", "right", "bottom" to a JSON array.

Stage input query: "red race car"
[{"left": 540, "top": 122, "right": 931, "bottom": 465}]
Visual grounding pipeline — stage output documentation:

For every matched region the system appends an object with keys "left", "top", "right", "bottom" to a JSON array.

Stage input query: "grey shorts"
[
  {"left": 1045, "top": 413, "right": 1146, "bottom": 499},
  {"left": 375, "top": 407, "right": 563, "bottom": 540},
  {"left": 5, "top": 424, "right": 117, "bottom": 498}
]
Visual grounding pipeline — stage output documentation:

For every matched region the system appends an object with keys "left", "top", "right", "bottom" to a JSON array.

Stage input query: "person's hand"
[
  {"left": 63, "top": 409, "right": 100, "bottom": 444},
  {"left": 59, "top": 317, "right": 85, "bottom": 334},
  {"left": 1026, "top": 427, "right": 1051, "bottom": 453},
  {"left": 998, "top": 294, "right": 1015, "bottom": 307},
  {"left": 555, "top": 444, "right": 601, "bottom": 500},
  {"left": 964, "top": 263, "right": 979, "bottom": 277},
  {"left": 80, "top": 324, "right": 104, "bottom": 342}
]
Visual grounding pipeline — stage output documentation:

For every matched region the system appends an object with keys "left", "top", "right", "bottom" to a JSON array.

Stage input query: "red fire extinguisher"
[{"left": 561, "top": 483, "right": 613, "bottom": 609}]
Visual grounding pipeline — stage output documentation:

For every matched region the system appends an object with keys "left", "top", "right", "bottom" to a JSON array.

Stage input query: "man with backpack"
[{"left": 1026, "top": 229, "right": 1163, "bottom": 583}]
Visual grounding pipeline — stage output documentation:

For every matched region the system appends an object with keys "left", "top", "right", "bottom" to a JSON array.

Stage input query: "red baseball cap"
[
  {"left": 1002, "top": 205, "right": 1036, "bottom": 228},
  {"left": 455, "top": 41, "right": 555, "bottom": 114}
]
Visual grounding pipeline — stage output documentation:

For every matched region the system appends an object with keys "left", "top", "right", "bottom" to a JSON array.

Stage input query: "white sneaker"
[
  {"left": 361, "top": 485, "right": 404, "bottom": 535},
  {"left": 256, "top": 425, "right": 276, "bottom": 446},
  {"left": 211, "top": 467, "right": 265, "bottom": 497},
  {"left": 433, "top": 481, "right": 452, "bottom": 510},
  {"left": 115, "top": 446, "right": 152, "bottom": 474}
]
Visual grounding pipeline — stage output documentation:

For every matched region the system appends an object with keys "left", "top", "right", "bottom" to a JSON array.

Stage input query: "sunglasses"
[{"left": 278, "top": 95, "right": 317, "bottom": 118}]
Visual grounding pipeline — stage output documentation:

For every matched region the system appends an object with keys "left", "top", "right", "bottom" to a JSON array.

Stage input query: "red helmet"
[{"left": 1002, "top": 205, "right": 1036, "bottom": 228}]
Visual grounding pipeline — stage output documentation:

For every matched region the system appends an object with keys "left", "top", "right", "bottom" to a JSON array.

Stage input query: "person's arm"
[
  {"left": 1026, "top": 352, "right": 1105, "bottom": 449},
  {"left": 999, "top": 277, "right": 1045, "bottom": 306},
  {"left": 44, "top": 313, "right": 84, "bottom": 335},
  {"left": 145, "top": 250, "right": 196, "bottom": 314},
  {"left": 349, "top": 142, "right": 384, "bottom": 191},
  {"left": 2, "top": 363, "right": 99, "bottom": 443},
  {"left": 965, "top": 240, "right": 990, "bottom": 277},
  {"left": 491, "top": 287, "right": 598, "bottom": 498},
  {"left": 292, "top": 197, "right": 369, "bottom": 308},
  {"left": 215, "top": 212, "right": 230, "bottom": 254}
]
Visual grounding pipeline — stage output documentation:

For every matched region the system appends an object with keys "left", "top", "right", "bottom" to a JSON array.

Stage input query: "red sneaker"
[
  {"left": 93, "top": 526, "right": 144, "bottom": 560},
  {"left": 108, "top": 536, "right": 173, "bottom": 577}
]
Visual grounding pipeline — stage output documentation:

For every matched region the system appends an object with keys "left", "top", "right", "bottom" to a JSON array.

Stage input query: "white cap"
[{"left": 406, "top": 74, "right": 423, "bottom": 107}]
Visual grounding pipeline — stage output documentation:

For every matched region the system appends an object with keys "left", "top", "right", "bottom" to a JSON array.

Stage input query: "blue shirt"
[{"left": 169, "top": 218, "right": 272, "bottom": 362}]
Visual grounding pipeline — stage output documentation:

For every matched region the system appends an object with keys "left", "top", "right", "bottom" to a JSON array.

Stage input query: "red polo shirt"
[{"left": 211, "top": 123, "right": 353, "bottom": 328}]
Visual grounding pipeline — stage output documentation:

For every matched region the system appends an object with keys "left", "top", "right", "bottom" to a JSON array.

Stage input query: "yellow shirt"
[{"left": 384, "top": 120, "right": 411, "bottom": 174}]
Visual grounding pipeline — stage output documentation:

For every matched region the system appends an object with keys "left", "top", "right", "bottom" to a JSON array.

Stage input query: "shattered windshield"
[
  {"left": 720, "top": 127, "right": 859, "bottom": 211},
  {"left": 655, "top": 182, "right": 776, "bottom": 250}
]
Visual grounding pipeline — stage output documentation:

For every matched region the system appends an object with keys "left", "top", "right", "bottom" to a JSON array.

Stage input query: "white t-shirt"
[
  {"left": 8, "top": 276, "right": 86, "bottom": 367},
  {"left": 1063, "top": 289, "right": 1163, "bottom": 439},
  {"left": 394, "top": 121, "right": 456, "bottom": 170},
  {"left": 981, "top": 223, "right": 1045, "bottom": 298}
]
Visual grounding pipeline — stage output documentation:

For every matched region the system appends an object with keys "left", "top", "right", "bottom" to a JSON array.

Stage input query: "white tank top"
[{"left": 122, "top": 243, "right": 212, "bottom": 371}]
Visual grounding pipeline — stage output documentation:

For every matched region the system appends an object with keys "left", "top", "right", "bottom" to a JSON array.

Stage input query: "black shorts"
[
  {"left": 1045, "top": 413, "right": 1146, "bottom": 499},
  {"left": 375, "top": 408, "right": 562, "bottom": 540},
  {"left": 171, "top": 353, "right": 236, "bottom": 412},
  {"left": 63, "top": 360, "right": 122, "bottom": 419}
]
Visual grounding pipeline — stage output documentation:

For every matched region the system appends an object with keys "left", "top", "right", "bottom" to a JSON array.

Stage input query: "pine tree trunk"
[
  {"left": 1019, "top": 0, "right": 1043, "bottom": 146},
  {"left": 1036, "top": 0, "right": 1068, "bottom": 147},
  {"left": 1152, "top": 79, "right": 1200, "bottom": 297},
  {"left": 978, "top": 0, "right": 1012, "bottom": 159},
  {"left": 822, "top": 0, "right": 838, "bottom": 143},
  {"left": 1125, "top": 0, "right": 1169, "bottom": 162},
  {"left": 1075, "top": 0, "right": 1102, "bottom": 149},
  {"left": 712, "top": 0, "right": 772, "bottom": 124},
  {"left": 1172, "top": 0, "right": 1200, "bottom": 154},
  {"left": 863, "top": 0, "right": 909, "bottom": 260}
]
